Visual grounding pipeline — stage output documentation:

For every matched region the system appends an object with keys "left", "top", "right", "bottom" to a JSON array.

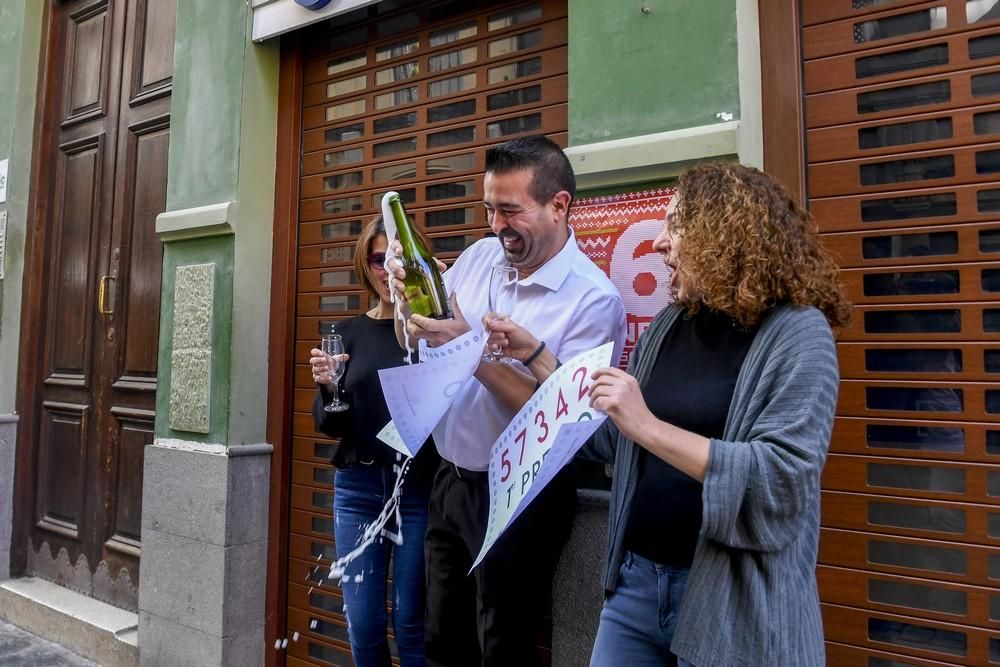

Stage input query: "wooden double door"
[{"left": 14, "top": 0, "right": 175, "bottom": 610}]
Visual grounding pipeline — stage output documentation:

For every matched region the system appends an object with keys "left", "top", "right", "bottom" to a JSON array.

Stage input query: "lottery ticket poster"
[
  {"left": 377, "top": 327, "right": 488, "bottom": 456},
  {"left": 472, "top": 343, "right": 613, "bottom": 569},
  {"left": 569, "top": 188, "right": 676, "bottom": 369}
]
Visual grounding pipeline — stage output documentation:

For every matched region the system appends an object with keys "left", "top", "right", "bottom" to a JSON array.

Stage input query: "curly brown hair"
[{"left": 672, "top": 162, "right": 851, "bottom": 328}]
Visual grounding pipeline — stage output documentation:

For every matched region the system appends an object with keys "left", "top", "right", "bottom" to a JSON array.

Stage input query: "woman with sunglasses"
[{"left": 309, "top": 217, "right": 439, "bottom": 667}]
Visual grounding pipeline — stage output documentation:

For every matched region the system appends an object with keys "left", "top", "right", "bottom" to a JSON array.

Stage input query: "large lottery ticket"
[
  {"left": 471, "top": 342, "right": 613, "bottom": 569},
  {"left": 376, "top": 327, "right": 488, "bottom": 457}
]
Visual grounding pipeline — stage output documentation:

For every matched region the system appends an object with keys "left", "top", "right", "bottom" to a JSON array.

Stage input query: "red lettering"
[
  {"left": 534, "top": 410, "right": 549, "bottom": 446},
  {"left": 573, "top": 366, "right": 590, "bottom": 401},
  {"left": 514, "top": 428, "right": 528, "bottom": 465},
  {"left": 555, "top": 389, "right": 569, "bottom": 420},
  {"left": 500, "top": 448, "right": 512, "bottom": 482}
]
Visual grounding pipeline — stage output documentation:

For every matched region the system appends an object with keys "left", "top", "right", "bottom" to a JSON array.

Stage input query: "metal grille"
[
  {"left": 287, "top": 1, "right": 568, "bottom": 663},
  {"left": 801, "top": 1, "right": 1000, "bottom": 664}
]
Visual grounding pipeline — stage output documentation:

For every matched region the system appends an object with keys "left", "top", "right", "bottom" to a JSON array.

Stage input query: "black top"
[
  {"left": 623, "top": 307, "right": 758, "bottom": 567},
  {"left": 312, "top": 314, "right": 438, "bottom": 481}
]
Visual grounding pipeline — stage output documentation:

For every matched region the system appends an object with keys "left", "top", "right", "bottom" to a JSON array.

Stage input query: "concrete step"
[{"left": 0, "top": 577, "right": 138, "bottom": 667}]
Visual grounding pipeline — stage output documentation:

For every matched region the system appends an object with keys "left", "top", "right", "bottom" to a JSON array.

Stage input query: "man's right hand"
[
  {"left": 407, "top": 292, "right": 470, "bottom": 347},
  {"left": 386, "top": 240, "right": 407, "bottom": 301},
  {"left": 483, "top": 315, "right": 541, "bottom": 363}
]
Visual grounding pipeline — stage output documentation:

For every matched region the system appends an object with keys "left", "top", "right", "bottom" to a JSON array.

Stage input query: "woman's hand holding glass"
[
  {"left": 309, "top": 344, "right": 351, "bottom": 409},
  {"left": 309, "top": 348, "right": 349, "bottom": 385}
]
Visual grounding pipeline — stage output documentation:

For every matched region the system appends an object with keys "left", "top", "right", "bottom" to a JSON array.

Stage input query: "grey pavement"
[{"left": 0, "top": 621, "right": 98, "bottom": 667}]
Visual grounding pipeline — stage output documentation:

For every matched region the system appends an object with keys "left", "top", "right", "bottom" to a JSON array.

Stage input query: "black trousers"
[{"left": 424, "top": 461, "right": 576, "bottom": 667}]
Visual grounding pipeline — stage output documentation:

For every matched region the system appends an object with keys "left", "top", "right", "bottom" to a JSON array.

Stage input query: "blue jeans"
[
  {"left": 334, "top": 461, "right": 430, "bottom": 667},
  {"left": 590, "top": 552, "right": 694, "bottom": 667}
]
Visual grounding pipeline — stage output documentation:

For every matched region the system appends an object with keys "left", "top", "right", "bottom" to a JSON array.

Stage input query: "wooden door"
[
  {"left": 14, "top": 0, "right": 174, "bottom": 611},
  {"left": 273, "top": 1, "right": 569, "bottom": 663},
  {"left": 772, "top": 1, "right": 1000, "bottom": 664}
]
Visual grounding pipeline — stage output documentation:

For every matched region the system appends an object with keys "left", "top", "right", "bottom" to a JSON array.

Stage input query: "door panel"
[
  {"left": 48, "top": 137, "right": 104, "bottom": 384},
  {"left": 129, "top": 0, "right": 174, "bottom": 100},
  {"left": 36, "top": 402, "right": 89, "bottom": 538},
  {"left": 822, "top": 603, "right": 992, "bottom": 665},
  {"left": 90, "top": 0, "right": 175, "bottom": 604},
  {"left": 116, "top": 121, "right": 169, "bottom": 382},
  {"left": 804, "top": 25, "right": 1000, "bottom": 95},
  {"left": 107, "top": 409, "right": 151, "bottom": 547},
  {"left": 18, "top": 0, "right": 174, "bottom": 611},
  {"left": 62, "top": 1, "right": 115, "bottom": 124},
  {"left": 29, "top": 0, "right": 125, "bottom": 595}
]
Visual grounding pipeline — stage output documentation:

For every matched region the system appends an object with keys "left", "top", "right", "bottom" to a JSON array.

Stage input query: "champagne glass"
[
  {"left": 321, "top": 333, "right": 349, "bottom": 412},
  {"left": 483, "top": 265, "right": 518, "bottom": 362}
]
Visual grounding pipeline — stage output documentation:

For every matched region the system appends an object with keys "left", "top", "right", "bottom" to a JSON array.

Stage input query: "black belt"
[{"left": 449, "top": 461, "right": 488, "bottom": 481}]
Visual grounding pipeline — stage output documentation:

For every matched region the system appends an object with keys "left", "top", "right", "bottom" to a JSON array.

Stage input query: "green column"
[
  {"left": 0, "top": 0, "right": 43, "bottom": 408},
  {"left": 155, "top": 0, "right": 278, "bottom": 447}
]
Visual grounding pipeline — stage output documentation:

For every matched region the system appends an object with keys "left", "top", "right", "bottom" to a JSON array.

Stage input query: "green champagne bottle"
[{"left": 387, "top": 193, "right": 452, "bottom": 320}]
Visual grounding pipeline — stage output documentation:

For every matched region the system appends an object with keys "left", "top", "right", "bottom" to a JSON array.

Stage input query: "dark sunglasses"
[{"left": 366, "top": 252, "right": 387, "bottom": 269}]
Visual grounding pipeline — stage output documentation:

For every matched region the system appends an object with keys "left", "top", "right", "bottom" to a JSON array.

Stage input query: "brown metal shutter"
[
  {"left": 287, "top": 2, "right": 567, "bottom": 664},
  {"left": 800, "top": 1, "right": 1000, "bottom": 665}
]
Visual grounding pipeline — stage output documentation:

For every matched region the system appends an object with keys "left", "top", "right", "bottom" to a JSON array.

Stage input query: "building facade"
[{"left": 0, "top": 0, "right": 997, "bottom": 666}]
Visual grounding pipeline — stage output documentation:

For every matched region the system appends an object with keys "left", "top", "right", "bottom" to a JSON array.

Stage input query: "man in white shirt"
[{"left": 391, "top": 135, "right": 626, "bottom": 666}]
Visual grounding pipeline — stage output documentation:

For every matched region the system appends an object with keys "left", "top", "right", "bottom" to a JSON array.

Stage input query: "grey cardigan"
[{"left": 587, "top": 303, "right": 839, "bottom": 667}]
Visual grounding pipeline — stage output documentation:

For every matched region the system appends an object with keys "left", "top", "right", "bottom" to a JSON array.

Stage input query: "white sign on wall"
[
  {"left": 0, "top": 159, "right": 8, "bottom": 203},
  {"left": 251, "top": 0, "right": 383, "bottom": 42}
]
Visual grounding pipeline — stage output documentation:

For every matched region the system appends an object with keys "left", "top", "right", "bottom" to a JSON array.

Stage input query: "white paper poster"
[
  {"left": 472, "top": 343, "right": 613, "bottom": 569},
  {"left": 377, "top": 326, "right": 487, "bottom": 456},
  {"left": 0, "top": 159, "right": 7, "bottom": 204}
]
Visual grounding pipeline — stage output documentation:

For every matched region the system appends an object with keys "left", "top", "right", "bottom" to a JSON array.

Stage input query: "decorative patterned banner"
[
  {"left": 472, "top": 343, "right": 613, "bottom": 569},
  {"left": 569, "top": 188, "right": 676, "bottom": 369},
  {"left": 377, "top": 327, "right": 488, "bottom": 456}
]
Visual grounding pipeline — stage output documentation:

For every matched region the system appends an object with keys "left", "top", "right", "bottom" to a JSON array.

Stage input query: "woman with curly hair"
[{"left": 486, "top": 163, "right": 850, "bottom": 666}]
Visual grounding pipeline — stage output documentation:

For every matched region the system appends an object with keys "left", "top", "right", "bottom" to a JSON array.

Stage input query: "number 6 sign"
[{"left": 472, "top": 342, "right": 614, "bottom": 569}]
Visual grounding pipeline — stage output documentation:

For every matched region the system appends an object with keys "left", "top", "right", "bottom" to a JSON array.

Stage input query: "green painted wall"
[
  {"left": 0, "top": 1, "right": 26, "bottom": 160},
  {"left": 568, "top": 0, "right": 739, "bottom": 145},
  {"left": 228, "top": 27, "right": 278, "bottom": 447},
  {"left": 166, "top": 0, "right": 249, "bottom": 211},
  {"left": 0, "top": 0, "right": 42, "bottom": 412},
  {"left": 156, "top": 1, "right": 278, "bottom": 446},
  {"left": 156, "top": 236, "right": 235, "bottom": 444}
]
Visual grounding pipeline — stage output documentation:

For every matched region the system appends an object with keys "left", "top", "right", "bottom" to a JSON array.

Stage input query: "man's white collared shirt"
[{"left": 432, "top": 230, "right": 627, "bottom": 470}]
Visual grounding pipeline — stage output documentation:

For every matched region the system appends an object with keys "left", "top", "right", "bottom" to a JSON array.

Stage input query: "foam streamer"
[
  {"left": 315, "top": 192, "right": 420, "bottom": 588},
  {"left": 325, "top": 456, "right": 413, "bottom": 582}
]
